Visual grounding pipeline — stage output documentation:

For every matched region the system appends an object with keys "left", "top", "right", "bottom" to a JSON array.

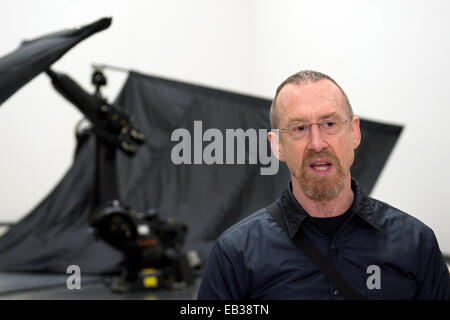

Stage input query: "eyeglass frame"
[{"left": 276, "top": 117, "right": 353, "bottom": 140}]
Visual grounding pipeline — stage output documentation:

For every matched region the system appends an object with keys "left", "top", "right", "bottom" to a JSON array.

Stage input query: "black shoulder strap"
[{"left": 266, "top": 201, "right": 364, "bottom": 300}]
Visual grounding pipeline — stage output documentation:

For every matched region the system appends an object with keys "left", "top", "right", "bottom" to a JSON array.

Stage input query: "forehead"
[{"left": 276, "top": 80, "right": 346, "bottom": 124}]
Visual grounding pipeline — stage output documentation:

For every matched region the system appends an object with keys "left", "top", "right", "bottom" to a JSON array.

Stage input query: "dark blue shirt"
[{"left": 197, "top": 179, "right": 450, "bottom": 300}]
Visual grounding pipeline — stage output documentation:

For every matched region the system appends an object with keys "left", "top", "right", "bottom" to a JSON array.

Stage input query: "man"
[{"left": 197, "top": 70, "right": 450, "bottom": 300}]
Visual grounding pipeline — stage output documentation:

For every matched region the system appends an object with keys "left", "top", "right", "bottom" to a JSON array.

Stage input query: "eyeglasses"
[{"left": 278, "top": 118, "right": 352, "bottom": 140}]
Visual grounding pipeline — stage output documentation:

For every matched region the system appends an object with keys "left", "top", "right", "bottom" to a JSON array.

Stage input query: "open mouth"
[{"left": 309, "top": 160, "right": 333, "bottom": 173}]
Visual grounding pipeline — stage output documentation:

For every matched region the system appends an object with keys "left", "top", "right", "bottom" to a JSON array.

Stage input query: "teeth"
[
  {"left": 314, "top": 166, "right": 329, "bottom": 171},
  {"left": 311, "top": 162, "right": 331, "bottom": 171}
]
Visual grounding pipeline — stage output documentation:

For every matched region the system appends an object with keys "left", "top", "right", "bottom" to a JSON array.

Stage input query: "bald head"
[{"left": 270, "top": 70, "right": 353, "bottom": 129}]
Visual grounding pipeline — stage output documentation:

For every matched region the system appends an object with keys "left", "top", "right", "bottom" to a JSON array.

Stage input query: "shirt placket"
[{"left": 327, "top": 213, "right": 355, "bottom": 300}]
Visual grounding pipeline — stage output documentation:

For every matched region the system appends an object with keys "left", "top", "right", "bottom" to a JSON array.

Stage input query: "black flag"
[{"left": 0, "top": 17, "right": 111, "bottom": 106}]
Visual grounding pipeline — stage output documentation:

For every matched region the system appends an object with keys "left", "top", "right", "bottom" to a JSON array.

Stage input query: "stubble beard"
[{"left": 297, "top": 149, "right": 347, "bottom": 201}]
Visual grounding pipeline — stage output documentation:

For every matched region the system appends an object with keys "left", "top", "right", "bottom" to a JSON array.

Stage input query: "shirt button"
[
  {"left": 330, "top": 244, "right": 336, "bottom": 251},
  {"left": 333, "top": 289, "right": 340, "bottom": 296}
]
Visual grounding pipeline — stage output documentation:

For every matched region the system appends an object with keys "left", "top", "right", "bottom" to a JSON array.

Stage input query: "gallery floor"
[{"left": 0, "top": 271, "right": 201, "bottom": 300}]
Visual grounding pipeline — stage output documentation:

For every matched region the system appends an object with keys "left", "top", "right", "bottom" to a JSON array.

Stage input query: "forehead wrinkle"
[{"left": 287, "top": 111, "right": 339, "bottom": 124}]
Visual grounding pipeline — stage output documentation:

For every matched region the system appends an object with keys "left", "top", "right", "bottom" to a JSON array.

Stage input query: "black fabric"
[
  {"left": 112, "top": 72, "right": 292, "bottom": 265},
  {"left": 0, "top": 71, "right": 402, "bottom": 274},
  {"left": 0, "top": 136, "right": 123, "bottom": 274},
  {"left": 309, "top": 197, "right": 354, "bottom": 240},
  {"left": 266, "top": 200, "right": 363, "bottom": 300},
  {"left": 0, "top": 17, "right": 111, "bottom": 106}
]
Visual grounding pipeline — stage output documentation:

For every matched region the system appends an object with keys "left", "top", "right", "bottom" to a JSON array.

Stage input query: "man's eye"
[
  {"left": 324, "top": 121, "right": 336, "bottom": 127},
  {"left": 294, "top": 125, "right": 306, "bottom": 131}
]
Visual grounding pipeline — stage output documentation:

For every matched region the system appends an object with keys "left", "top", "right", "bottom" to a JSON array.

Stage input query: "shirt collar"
[{"left": 278, "top": 178, "right": 381, "bottom": 239}]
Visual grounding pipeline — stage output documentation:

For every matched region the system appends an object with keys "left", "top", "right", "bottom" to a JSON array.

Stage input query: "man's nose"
[{"left": 307, "top": 123, "right": 328, "bottom": 152}]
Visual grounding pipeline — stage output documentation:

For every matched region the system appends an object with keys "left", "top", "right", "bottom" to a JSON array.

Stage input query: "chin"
[
  {"left": 299, "top": 172, "right": 346, "bottom": 201},
  {"left": 303, "top": 183, "right": 341, "bottom": 201}
]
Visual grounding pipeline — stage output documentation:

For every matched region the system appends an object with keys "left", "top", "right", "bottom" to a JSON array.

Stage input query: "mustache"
[{"left": 302, "top": 149, "right": 339, "bottom": 167}]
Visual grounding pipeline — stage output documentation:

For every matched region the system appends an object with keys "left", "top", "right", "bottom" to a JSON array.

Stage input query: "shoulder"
[
  {"left": 218, "top": 208, "right": 271, "bottom": 241},
  {"left": 368, "top": 196, "right": 437, "bottom": 245},
  {"left": 214, "top": 207, "right": 278, "bottom": 253}
]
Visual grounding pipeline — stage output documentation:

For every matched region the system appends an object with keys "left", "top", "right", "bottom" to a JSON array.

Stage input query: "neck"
[{"left": 291, "top": 176, "right": 354, "bottom": 218}]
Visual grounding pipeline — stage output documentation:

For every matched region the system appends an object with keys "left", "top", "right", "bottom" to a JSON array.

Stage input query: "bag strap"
[{"left": 266, "top": 201, "right": 364, "bottom": 300}]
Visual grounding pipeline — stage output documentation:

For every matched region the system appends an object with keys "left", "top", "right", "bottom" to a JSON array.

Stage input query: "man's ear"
[
  {"left": 268, "top": 130, "right": 284, "bottom": 161},
  {"left": 351, "top": 117, "right": 361, "bottom": 149}
]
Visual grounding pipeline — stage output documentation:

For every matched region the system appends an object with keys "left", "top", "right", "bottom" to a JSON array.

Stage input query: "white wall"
[{"left": 0, "top": 0, "right": 449, "bottom": 255}]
